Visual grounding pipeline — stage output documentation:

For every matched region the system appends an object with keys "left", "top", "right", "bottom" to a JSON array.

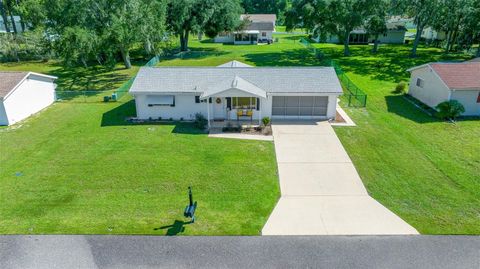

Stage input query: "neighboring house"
[
  {"left": 214, "top": 14, "right": 276, "bottom": 45},
  {"left": 0, "top": 16, "right": 25, "bottom": 33},
  {"left": 315, "top": 22, "right": 407, "bottom": 44},
  {"left": 421, "top": 27, "right": 446, "bottom": 41},
  {"left": 0, "top": 72, "right": 57, "bottom": 126},
  {"left": 407, "top": 62, "right": 480, "bottom": 116},
  {"left": 129, "top": 61, "right": 342, "bottom": 127}
]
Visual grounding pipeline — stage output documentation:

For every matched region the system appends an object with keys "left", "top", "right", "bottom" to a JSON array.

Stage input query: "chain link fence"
[{"left": 299, "top": 37, "right": 367, "bottom": 107}]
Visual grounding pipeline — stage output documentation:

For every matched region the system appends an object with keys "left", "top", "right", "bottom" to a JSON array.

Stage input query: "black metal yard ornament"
[{"left": 184, "top": 186, "right": 197, "bottom": 223}]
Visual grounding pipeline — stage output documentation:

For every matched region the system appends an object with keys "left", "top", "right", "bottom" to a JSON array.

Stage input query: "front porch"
[{"left": 201, "top": 75, "right": 268, "bottom": 129}]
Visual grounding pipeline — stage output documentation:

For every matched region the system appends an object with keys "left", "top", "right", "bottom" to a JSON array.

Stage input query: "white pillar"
[
  {"left": 207, "top": 98, "right": 211, "bottom": 128},
  {"left": 258, "top": 98, "right": 262, "bottom": 126}
]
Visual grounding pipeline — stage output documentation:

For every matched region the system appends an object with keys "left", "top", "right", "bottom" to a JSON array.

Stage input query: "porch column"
[
  {"left": 258, "top": 100, "right": 262, "bottom": 126},
  {"left": 207, "top": 98, "right": 211, "bottom": 128}
]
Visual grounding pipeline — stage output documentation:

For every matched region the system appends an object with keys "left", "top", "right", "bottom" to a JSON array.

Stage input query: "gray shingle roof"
[
  {"left": 130, "top": 66, "right": 343, "bottom": 95},
  {"left": 0, "top": 72, "right": 28, "bottom": 98},
  {"left": 247, "top": 22, "right": 275, "bottom": 31},
  {"left": 241, "top": 14, "right": 277, "bottom": 23},
  {"left": 201, "top": 76, "right": 267, "bottom": 98}
]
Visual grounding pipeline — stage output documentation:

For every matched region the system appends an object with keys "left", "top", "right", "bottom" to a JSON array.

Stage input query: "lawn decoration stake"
[{"left": 184, "top": 186, "right": 197, "bottom": 223}]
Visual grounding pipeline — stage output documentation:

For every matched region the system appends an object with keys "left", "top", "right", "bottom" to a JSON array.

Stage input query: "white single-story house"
[
  {"left": 421, "top": 27, "right": 446, "bottom": 41},
  {"left": 315, "top": 22, "right": 407, "bottom": 44},
  {"left": 407, "top": 61, "right": 480, "bottom": 116},
  {"left": 0, "top": 72, "right": 57, "bottom": 126},
  {"left": 214, "top": 14, "right": 276, "bottom": 45},
  {"left": 129, "top": 61, "right": 343, "bottom": 127}
]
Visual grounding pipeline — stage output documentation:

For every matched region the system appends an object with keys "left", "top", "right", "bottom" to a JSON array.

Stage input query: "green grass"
[
  {"left": 1, "top": 35, "right": 479, "bottom": 235},
  {"left": 0, "top": 99, "right": 279, "bottom": 235},
  {"left": 311, "top": 44, "right": 480, "bottom": 234},
  {"left": 0, "top": 60, "right": 142, "bottom": 92},
  {"left": 157, "top": 34, "right": 318, "bottom": 67},
  {"left": 158, "top": 39, "right": 479, "bottom": 234}
]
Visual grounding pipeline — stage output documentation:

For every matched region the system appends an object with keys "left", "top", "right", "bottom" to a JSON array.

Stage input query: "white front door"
[{"left": 213, "top": 97, "right": 225, "bottom": 120}]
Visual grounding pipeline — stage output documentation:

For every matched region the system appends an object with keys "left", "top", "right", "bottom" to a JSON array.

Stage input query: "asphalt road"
[{"left": 0, "top": 235, "right": 479, "bottom": 269}]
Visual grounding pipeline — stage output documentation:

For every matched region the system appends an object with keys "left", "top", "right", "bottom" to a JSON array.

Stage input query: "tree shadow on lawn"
[
  {"left": 385, "top": 95, "right": 438, "bottom": 124},
  {"left": 101, "top": 100, "right": 207, "bottom": 135},
  {"left": 154, "top": 220, "right": 193, "bottom": 235},
  {"left": 324, "top": 45, "right": 472, "bottom": 84},
  {"left": 243, "top": 49, "right": 324, "bottom": 66}
]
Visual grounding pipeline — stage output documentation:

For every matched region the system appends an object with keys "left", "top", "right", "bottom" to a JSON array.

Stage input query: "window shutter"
[
  {"left": 226, "top": 97, "right": 231, "bottom": 109},
  {"left": 256, "top": 98, "right": 260, "bottom": 111}
]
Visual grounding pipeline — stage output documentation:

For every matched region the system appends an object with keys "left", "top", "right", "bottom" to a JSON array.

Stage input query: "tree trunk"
[
  {"left": 343, "top": 31, "right": 351, "bottom": 56},
  {"left": 476, "top": 45, "right": 480, "bottom": 57},
  {"left": 445, "top": 30, "right": 451, "bottom": 53},
  {"left": 8, "top": 7, "right": 17, "bottom": 34},
  {"left": 372, "top": 34, "right": 379, "bottom": 53},
  {"left": 120, "top": 46, "right": 132, "bottom": 69},
  {"left": 411, "top": 24, "right": 424, "bottom": 57},
  {"left": 0, "top": 0, "right": 10, "bottom": 32},
  {"left": 179, "top": 30, "right": 189, "bottom": 52},
  {"left": 15, "top": 0, "right": 24, "bottom": 31}
]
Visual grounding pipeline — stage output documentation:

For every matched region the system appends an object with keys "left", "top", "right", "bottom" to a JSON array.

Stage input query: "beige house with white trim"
[{"left": 407, "top": 62, "right": 480, "bottom": 116}]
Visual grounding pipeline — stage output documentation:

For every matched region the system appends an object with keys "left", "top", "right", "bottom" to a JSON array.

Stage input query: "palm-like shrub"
[
  {"left": 262, "top": 117, "right": 271, "bottom": 126},
  {"left": 435, "top": 100, "right": 465, "bottom": 121}
]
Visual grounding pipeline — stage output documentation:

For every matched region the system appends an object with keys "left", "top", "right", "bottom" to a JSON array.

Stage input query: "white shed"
[{"left": 0, "top": 72, "right": 57, "bottom": 126}]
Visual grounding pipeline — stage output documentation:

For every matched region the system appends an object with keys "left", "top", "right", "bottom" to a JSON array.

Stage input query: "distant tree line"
[
  {"left": 285, "top": 0, "right": 480, "bottom": 57},
  {"left": 0, "top": 0, "right": 244, "bottom": 68}
]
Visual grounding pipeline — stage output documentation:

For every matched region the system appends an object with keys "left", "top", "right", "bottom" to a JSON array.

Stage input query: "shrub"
[
  {"left": 262, "top": 117, "right": 271, "bottom": 126},
  {"left": 395, "top": 81, "right": 407, "bottom": 94},
  {"left": 194, "top": 113, "right": 207, "bottom": 129},
  {"left": 435, "top": 100, "right": 465, "bottom": 121}
]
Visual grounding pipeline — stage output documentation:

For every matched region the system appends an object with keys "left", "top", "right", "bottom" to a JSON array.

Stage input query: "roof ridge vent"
[{"left": 232, "top": 76, "right": 239, "bottom": 88}]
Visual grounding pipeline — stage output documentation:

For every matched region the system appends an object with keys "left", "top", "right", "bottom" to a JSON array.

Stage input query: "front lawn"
[
  {"left": 0, "top": 100, "right": 279, "bottom": 235},
  {"left": 156, "top": 39, "right": 480, "bottom": 234}
]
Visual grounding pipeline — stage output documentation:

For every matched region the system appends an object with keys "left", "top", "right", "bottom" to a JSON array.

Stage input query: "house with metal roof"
[
  {"left": 129, "top": 61, "right": 343, "bottom": 127},
  {"left": 407, "top": 61, "right": 480, "bottom": 116},
  {"left": 214, "top": 14, "right": 277, "bottom": 45},
  {"left": 0, "top": 72, "right": 57, "bottom": 126}
]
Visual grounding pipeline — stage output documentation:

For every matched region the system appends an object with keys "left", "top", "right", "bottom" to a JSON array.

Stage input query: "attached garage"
[{"left": 272, "top": 96, "right": 329, "bottom": 118}]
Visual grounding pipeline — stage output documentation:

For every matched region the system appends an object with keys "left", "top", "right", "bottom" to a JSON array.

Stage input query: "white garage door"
[{"left": 272, "top": 96, "right": 328, "bottom": 117}]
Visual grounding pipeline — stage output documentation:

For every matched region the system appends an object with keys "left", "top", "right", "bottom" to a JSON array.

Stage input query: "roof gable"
[
  {"left": 201, "top": 76, "right": 267, "bottom": 98},
  {"left": 217, "top": 60, "right": 253, "bottom": 68}
]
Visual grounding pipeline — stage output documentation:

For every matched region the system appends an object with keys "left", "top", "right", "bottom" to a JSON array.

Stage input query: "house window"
[
  {"left": 195, "top": 96, "right": 200, "bottom": 103},
  {"left": 232, "top": 97, "right": 257, "bottom": 109},
  {"left": 262, "top": 32, "right": 267, "bottom": 37},
  {"left": 147, "top": 95, "right": 175, "bottom": 107},
  {"left": 416, "top": 78, "right": 425, "bottom": 88},
  {"left": 477, "top": 92, "right": 480, "bottom": 103}
]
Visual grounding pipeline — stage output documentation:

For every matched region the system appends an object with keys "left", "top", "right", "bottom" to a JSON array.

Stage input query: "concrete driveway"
[{"left": 262, "top": 121, "right": 418, "bottom": 235}]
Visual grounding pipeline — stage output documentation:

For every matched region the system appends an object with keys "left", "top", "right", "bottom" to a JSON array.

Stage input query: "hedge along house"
[
  {"left": 0, "top": 72, "right": 57, "bottom": 126},
  {"left": 214, "top": 14, "right": 276, "bottom": 45},
  {"left": 129, "top": 61, "right": 343, "bottom": 128},
  {"left": 407, "top": 61, "right": 480, "bottom": 116}
]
